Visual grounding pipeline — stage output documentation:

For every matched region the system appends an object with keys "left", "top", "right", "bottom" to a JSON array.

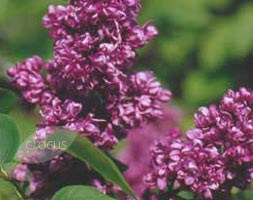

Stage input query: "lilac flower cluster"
[
  {"left": 8, "top": 0, "right": 171, "bottom": 198},
  {"left": 7, "top": 56, "right": 46, "bottom": 104},
  {"left": 8, "top": 0, "right": 171, "bottom": 150},
  {"left": 145, "top": 88, "right": 253, "bottom": 200},
  {"left": 118, "top": 105, "right": 181, "bottom": 197},
  {"left": 43, "top": 0, "right": 158, "bottom": 94}
]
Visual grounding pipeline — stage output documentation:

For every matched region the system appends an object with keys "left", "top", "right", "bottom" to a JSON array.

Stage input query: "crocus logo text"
[{"left": 25, "top": 140, "right": 68, "bottom": 150}]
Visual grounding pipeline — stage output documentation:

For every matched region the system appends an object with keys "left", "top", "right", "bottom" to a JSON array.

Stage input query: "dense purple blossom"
[
  {"left": 7, "top": 56, "right": 46, "bottom": 104},
  {"left": 144, "top": 88, "right": 253, "bottom": 200},
  {"left": 40, "top": 94, "right": 83, "bottom": 126},
  {"left": 108, "top": 72, "right": 172, "bottom": 128},
  {"left": 145, "top": 132, "right": 225, "bottom": 199},
  {"left": 43, "top": 0, "right": 157, "bottom": 93},
  {"left": 194, "top": 88, "right": 253, "bottom": 192},
  {"left": 8, "top": 0, "right": 171, "bottom": 198},
  {"left": 8, "top": 0, "right": 169, "bottom": 150}
]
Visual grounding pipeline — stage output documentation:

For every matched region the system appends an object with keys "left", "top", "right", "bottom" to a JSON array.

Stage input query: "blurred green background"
[
  {"left": 138, "top": 0, "right": 253, "bottom": 111},
  {"left": 0, "top": 0, "right": 253, "bottom": 199}
]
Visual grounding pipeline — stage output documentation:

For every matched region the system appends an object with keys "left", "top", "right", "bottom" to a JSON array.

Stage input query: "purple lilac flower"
[
  {"left": 145, "top": 133, "right": 225, "bottom": 200},
  {"left": 108, "top": 72, "right": 172, "bottom": 128},
  {"left": 8, "top": 0, "right": 171, "bottom": 198},
  {"left": 117, "top": 105, "right": 181, "bottom": 197},
  {"left": 194, "top": 88, "right": 253, "bottom": 192},
  {"left": 7, "top": 56, "right": 46, "bottom": 104},
  {"left": 8, "top": 0, "right": 170, "bottom": 150},
  {"left": 43, "top": 0, "right": 157, "bottom": 94},
  {"left": 144, "top": 88, "right": 253, "bottom": 200}
]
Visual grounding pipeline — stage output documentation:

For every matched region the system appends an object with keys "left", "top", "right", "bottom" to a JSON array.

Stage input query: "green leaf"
[
  {"left": 0, "top": 178, "right": 20, "bottom": 200},
  {"left": 106, "top": 153, "right": 128, "bottom": 173},
  {"left": 0, "top": 89, "right": 17, "bottom": 113},
  {"left": 178, "top": 191, "right": 194, "bottom": 199},
  {"left": 52, "top": 185, "right": 115, "bottom": 200},
  {"left": 9, "top": 105, "right": 38, "bottom": 141},
  {"left": 0, "top": 114, "right": 20, "bottom": 164},
  {"left": 48, "top": 131, "right": 136, "bottom": 199}
]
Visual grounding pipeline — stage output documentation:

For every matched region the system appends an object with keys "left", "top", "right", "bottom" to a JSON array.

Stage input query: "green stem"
[
  {"left": 11, "top": 181, "right": 25, "bottom": 200},
  {"left": 0, "top": 164, "right": 9, "bottom": 180}
]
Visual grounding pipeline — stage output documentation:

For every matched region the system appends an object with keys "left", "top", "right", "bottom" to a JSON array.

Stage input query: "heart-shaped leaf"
[{"left": 52, "top": 185, "right": 115, "bottom": 200}]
